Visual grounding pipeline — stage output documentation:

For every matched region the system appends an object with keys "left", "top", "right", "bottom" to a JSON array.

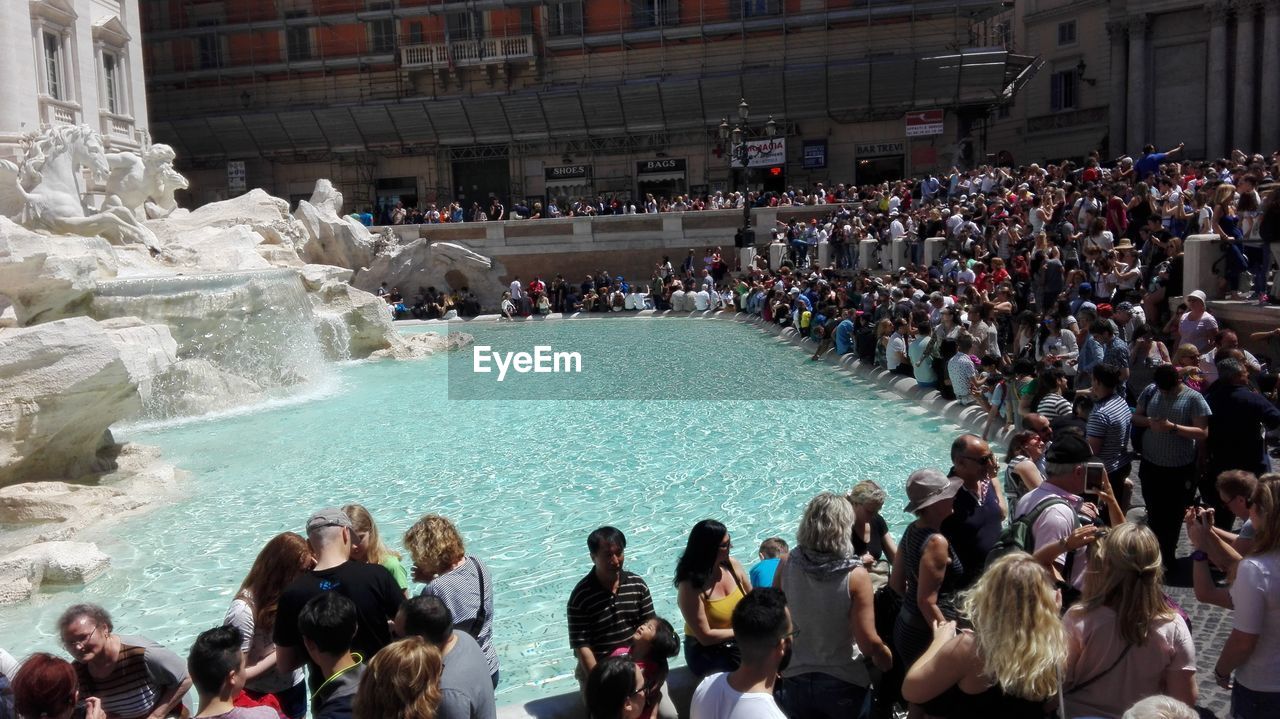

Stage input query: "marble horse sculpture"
[
  {"left": 102, "top": 143, "right": 189, "bottom": 220},
  {"left": 0, "top": 124, "right": 160, "bottom": 251}
]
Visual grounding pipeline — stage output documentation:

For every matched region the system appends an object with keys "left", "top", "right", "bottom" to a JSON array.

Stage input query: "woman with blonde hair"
[
  {"left": 1062, "top": 523, "right": 1196, "bottom": 718},
  {"left": 404, "top": 514, "right": 499, "bottom": 686},
  {"left": 343, "top": 504, "right": 410, "bottom": 595},
  {"left": 847, "top": 481, "right": 897, "bottom": 581},
  {"left": 353, "top": 637, "right": 443, "bottom": 719},
  {"left": 902, "top": 552, "right": 1065, "bottom": 717},
  {"left": 1170, "top": 344, "right": 1205, "bottom": 393},
  {"left": 223, "top": 532, "right": 314, "bottom": 718},
  {"left": 774, "top": 492, "right": 892, "bottom": 717}
]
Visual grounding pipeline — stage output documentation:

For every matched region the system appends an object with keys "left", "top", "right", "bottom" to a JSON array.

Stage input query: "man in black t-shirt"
[{"left": 273, "top": 508, "right": 403, "bottom": 690}]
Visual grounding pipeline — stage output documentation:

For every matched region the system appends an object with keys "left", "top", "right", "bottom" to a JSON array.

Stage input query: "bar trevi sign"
[{"left": 855, "top": 141, "right": 905, "bottom": 157}]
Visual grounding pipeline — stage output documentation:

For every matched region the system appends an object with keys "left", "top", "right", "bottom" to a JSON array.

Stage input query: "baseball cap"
[
  {"left": 1045, "top": 433, "right": 1093, "bottom": 465},
  {"left": 1116, "top": 301, "right": 1134, "bottom": 312},
  {"left": 306, "top": 508, "right": 354, "bottom": 533},
  {"left": 904, "top": 469, "right": 962, "bottom": 514}
]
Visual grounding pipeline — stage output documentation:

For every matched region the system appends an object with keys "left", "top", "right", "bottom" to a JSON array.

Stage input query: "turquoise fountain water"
[{"left": 0, "top": 318, "right": 956, "bottom": 703}]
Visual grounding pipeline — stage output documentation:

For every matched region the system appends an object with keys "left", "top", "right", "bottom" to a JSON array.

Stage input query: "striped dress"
[{"left": 75, "top": 636, "right": 187, "bottom": 719}]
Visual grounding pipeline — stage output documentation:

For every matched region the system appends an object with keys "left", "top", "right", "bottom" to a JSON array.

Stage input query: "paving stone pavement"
[{"left": 1128, "top": 476, "right": 1232, "bottom": 718}]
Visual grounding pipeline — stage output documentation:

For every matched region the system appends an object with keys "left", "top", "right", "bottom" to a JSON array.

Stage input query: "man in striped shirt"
[
  {"left": 1086, "top": 364, "right": 1133, "bottom": 508},
  {"left": 568, "top": 526, "right": 676, "bottom": 718}
]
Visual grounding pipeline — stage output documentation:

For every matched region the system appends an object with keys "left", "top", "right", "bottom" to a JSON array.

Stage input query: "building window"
[
  {"left": 447, "top": 11, "right": 483, "bottom": 40},
  {"left": 1050, "top": 69, "right": 1078, "bottom": 112},
  {"left": 102, "top": 51, "right": 124, "bottom": 114},
  {"left": 407, "top": 21, "right": 423, "bottom": 44},
  {"left": 995, "top": 20, "right": 1012, "bottom": 49},
  {"left": 1057, "top": 20, "right": 1076, "bottom": 46},
  {"left": 43, "top": 31, "right": 65, "bottom": 100},
  {"left": 737, "top": 0, "right": 779, "bottom": 18},
  {"left": 196, "top": 19, "right": 223, "bottom": 69},
  {"left": 997, "top": 102, "right": 1011, "bottom": 119},
  {"left": 285, "top": 11, "right": 312, "bottom": 61},
  {"left": 549, "top": 2, "right": 583, "bottom": 36},
  {"left": 369, "top": 19, "right": 395, "bottom": 52},
  {"left": 632, "top": 0, "right": 676, "bottom": 28}
]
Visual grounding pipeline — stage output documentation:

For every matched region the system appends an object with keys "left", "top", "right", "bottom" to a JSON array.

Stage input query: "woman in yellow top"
[{"left": 674, "top": 519, "right": 753, "bottom": 677}]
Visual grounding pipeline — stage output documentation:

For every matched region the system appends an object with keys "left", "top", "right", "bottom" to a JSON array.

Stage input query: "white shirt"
[
  {"left": 509, "top": 280, "right": 523, "bottom": 300},
  {"left": 887, "top": 333, "right": 907, "bottom": 371},
  {"left": 690, "top": 673, "right": 787, "bottom": 719},
  {"left": 693, "top": 290, "right": 711, "bottom": 310},
  {"left": 1230, "top": 552, "right": 1280, "bottom": 691},
  {"left": 889, "top": 219, "right": 905, "bottom": 240}
]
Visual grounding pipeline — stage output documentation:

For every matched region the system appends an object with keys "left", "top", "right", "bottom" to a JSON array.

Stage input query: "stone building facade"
[{"left": 0, "top": 0, "right": 151, "bottom": 161}]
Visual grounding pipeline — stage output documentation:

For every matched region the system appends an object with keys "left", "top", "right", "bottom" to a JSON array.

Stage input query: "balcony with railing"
[
  {"left": 39, "top": 96, "right": 81, "bottom": 127},
  {"left": 400, "top": 34, "right": 535, "bottom": 70},
  {"left": 99, "top": 112, "right": 141, "bottom": 147}
]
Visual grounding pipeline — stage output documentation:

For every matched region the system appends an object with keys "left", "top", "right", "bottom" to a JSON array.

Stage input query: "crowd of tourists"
[
  {"left": 7, "top": 448, "right": 1280, "bottom": 719},
  {"left": 368, "top": 186, "right": 863, "bottom": 226},
  {"left": 5, "top": 145, "right": 1280, "bottom": 719}
]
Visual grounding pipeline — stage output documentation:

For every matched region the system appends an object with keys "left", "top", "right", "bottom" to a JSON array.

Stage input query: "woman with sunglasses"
[
  {"left": 676, "top": 520, "right": 752, "bottom": 678},
  {"left": 586, "top": 656, "right": 651, "bottom": 719},
  {"left": 1190, "top": 473, "right": 1280, "bottom": 718},
  {"left": 1003, "top": 430, "right": 1046, "bottom": 518},
  {"left": 56, "top": 604, "right": 191, "bottom": 719}
]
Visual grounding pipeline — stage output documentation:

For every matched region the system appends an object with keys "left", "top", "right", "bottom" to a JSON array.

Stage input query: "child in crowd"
[
  {"left": 609, "top": 617, "right": 679, "bottom": 717},
  {"left": 187, "top": 626, "right": 280, "bottom": 719},
  {"left": 748, "top": 537, "right": 789, "bottom": 588}
]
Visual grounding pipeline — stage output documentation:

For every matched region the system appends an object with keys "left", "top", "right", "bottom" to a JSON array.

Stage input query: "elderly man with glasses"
[{"left": 941, "top": 433, "right": 1008, "bottom": 589}]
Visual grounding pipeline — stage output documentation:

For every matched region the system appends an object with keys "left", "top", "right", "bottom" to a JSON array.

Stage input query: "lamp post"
[{"left": 718, "top": 99, "right": 777, "bottom": 258}]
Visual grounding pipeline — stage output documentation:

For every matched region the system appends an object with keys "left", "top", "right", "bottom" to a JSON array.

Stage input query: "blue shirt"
[
  {"left": 834, "top": 319, "right": 855, "bottom": 355},
  {"left": 1135, "top": 152, "right": 1166, "bottom": 179},
  {"left": 749, "top": 558, "right": 780, "bottom": 589}
]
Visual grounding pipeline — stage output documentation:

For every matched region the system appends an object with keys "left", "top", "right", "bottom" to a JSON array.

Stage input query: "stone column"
[
  {"left": 1126, "top": 15, "right": 1150, "bottom": 151},
  {"left": 1261, "top": 3, "right": 1280, "bottom": 153},
  {"left": 1207, "top": 1, "right": 1232, "bottom": 159},
  {"left": 1107, "top": 20, "right": 1129, "bottom": 157},
  {"left": 1234, "top": 0, "right": 1260, "bottom": 152}
]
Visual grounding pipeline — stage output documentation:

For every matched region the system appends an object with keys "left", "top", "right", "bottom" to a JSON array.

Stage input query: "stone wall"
[{"left": 371, "top": 205, "right": 856, "bottom": 284}]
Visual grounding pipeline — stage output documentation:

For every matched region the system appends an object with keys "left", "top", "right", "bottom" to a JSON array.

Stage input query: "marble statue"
[
  {"left": 101, "top": 143, "right": 189, "bottom": 220},
  {"left": 0, "top": 125, "right": 159, "bottom": 251}
]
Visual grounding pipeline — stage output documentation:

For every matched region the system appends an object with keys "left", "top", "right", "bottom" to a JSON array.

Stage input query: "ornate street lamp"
[{"left": 721, "top": 99, "right": 781, "bottom": 256}]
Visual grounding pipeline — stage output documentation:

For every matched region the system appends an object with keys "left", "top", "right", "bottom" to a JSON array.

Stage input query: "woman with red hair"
[{"left": 11, "top": 653, "right": 105, "bottom": 719}]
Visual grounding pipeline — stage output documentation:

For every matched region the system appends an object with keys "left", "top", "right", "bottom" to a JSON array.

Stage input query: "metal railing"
[{"left": 400, "top": 34, "right": 534, "bottom": 69}]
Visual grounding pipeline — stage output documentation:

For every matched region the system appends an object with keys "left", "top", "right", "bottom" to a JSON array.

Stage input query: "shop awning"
[
  {"left": 154, "top": 49, "right": 1036, "bottom": 160},
  {"left": 636, "top": 172, "right": 687, "bottom": 183}
]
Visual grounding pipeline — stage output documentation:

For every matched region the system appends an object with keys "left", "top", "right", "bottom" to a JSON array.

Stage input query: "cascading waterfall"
[{"left": 91, "top": 269, "right": 333, "bottom": 419}]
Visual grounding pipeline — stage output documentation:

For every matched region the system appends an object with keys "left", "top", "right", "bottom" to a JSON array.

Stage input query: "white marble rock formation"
[{"left": 0, "top": 317, "right": 139, "bottom": 488}]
